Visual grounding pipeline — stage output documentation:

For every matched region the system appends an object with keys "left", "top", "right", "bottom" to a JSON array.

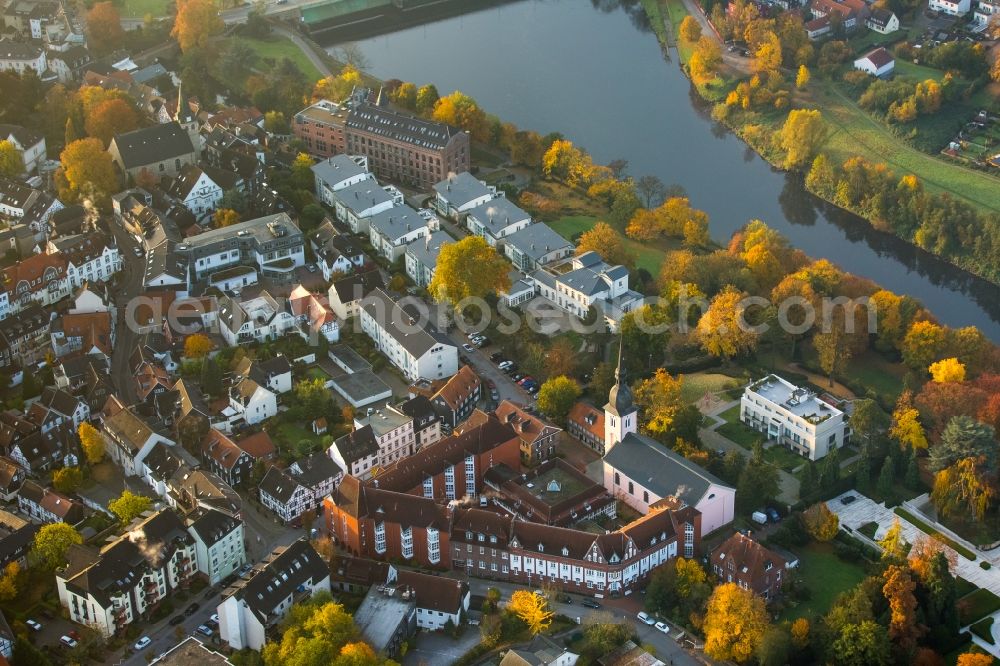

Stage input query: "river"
[{"left": 324, "top": 0, "right": 1000, "bottom": 340}]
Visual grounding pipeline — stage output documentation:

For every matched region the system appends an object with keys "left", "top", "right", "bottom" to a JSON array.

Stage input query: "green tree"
[
  {"left": 13, "top": 636, "right": 51, "bottom": 666},
  {"left": 537, "top": 376, "right": 582, "bottom": 425},
  {"left": 416, "top": 84, "right": 440, "bottom": 114},
  {"left": 756, "top": 626, "right": 791, "bottom": 666},
  {"left": 291, "top": 152, "right": 315, "bottom": 190},
  {"left": 108, "top": 490, "right": 152, "bottom": 525},
  {"left": 929, "top": 416, "right": 996, "bottom": 471},
  {"left": 779, "top": 109, "right": 827, "bottom": 169},
  {"left": 52, "top": 467, "right": 83, "bottom": 493},
  {"left": 429, "top": 236, "right": 511, "bottom": 309},
  {"left": 31, "top": 523, "right": 82, "bottom": 569},
  {"left": 877, "top": 457, "right": 894, "bottom": 500},
  {"left": 820, "top": 446, "right": 841, "bottom": 488},
  {"left": 850, "top": 399, "right": 885, "bottom": 449},
  {"left": 737, "top": 457, "right": 779, "bottom": 513},
  {"left": 904, "top": 451, "right": 921, "bottom": 490},
  {"left": 0, "top": 140, "right": 21, "bottom": 177},
  {"left": 831, "top": 621, "right": 891, "bottom": 666},
  {"left": 201, "top": 356, "right": 223, "bottom": 397}
]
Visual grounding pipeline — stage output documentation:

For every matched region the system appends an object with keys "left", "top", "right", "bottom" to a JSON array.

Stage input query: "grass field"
[
  {"left": 680, "top": 372, "right": 740, "bottom": 404},
  {"left": 549, "top": 215, "right": 672, "bottom": 275},
  {"left": 781, "top": 541, "right": 868, "bottom": 621},
  {"left": 120, "top": 0, "right": 172, "bottom": 17},
  {"left": 960, "top": 589, "right": 1000, "bottom": 626},
  {"left": 237, "top": 36, "right": 323, "bottom": 82},
  {"left": 812, "top": 79, "right": 1000, "bottom": 215},
  {"left": 715, "top": 404, "right": 762, "bottom": 449},
  {"left": 763, "top": 444, "right": 806, "bottom": 473}
]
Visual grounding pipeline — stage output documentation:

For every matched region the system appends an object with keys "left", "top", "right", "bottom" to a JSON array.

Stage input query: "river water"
[{"left": 325, "top": 0, "right": 1000, "bottom": 340}]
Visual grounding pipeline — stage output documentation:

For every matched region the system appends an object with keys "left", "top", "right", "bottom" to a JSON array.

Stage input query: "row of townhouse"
[{"left": 56, "top": 507, "right": 246, "bottom": 636}]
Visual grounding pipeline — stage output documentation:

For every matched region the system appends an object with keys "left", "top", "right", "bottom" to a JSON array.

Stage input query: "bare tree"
[
  {"left": 334, "top": 43, "right": 370, "bottom": 70},
  {"left": 607, "top": 158, "right": 629, "bottom": 179},
  {"left": 636, "top": 174, "right": 667, "bottom": 208}
]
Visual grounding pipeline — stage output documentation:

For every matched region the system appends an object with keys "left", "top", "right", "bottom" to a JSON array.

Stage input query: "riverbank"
[{"left": 640, "top": 0, "right": 1000, "bottom": 285}]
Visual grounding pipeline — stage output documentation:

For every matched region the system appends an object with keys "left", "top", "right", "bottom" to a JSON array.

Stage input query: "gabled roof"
[
  {"left": 494, "top": 400, "right": 561, "bottom": 445},
  {"left": 710, "top": 531, "right": 787, "bottom": 587},
  {"left": 186, "top": 507, "right": 241, "bottom": 547},
  {"left": 202, "top": 429, "right": 249, "bottom": 471},
  {"left": 567, "top": 401, "right": 604, "bottom": 440},
  {"left": 433, "top": 171, "right": 492, "bottom": 207},
  {"left": 466, "top": 198, "right": 531, "bottom": 234},
  {"left": 332, "top": 424, "right": 379, "bottom": 465},
  {"left": 397, "top": 569, "right": 466, "bottom": 614},
  {"left": 290, "top": 451, "right": 342, "bottom": 487},
  {"left": 311, "top": 154, "right": 369, "bottom": 185},
  {"left": 259, "top": 466, "right": 307, "bottom": 504},
  {"left": 859, "top": 47, "right": 894, "bottom": 68},
  {"left": 359, "top": 288, "right": 453, "bottom": 359},
  {"left": 432, "top": 365, "right": 481, "bottom": 411},
  {"left": 111, "top": 122, "right": 195, "bottom": 170},
  {"left": 103, "top": 406, "right": 156, "bottom": 453},
  {"left": 330, "top": 269, "right": 383, "bottom": 303},
  {"left": 227, "top": 539, "right": 328, "bottom": 623}
]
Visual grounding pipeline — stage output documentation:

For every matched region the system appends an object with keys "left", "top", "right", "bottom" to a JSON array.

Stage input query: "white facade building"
[
  {"left": 367, "top": 205, "right": 434, "bottom": 261},
  {"left": 465, "top": 198, "right": 531, "bottom": 246},
  {"left": 531, "top": 251, "right": 643, "bottom": 332},
  {"left": 312, "top": 154, "right": 372, "bottom": 205},
  {"left": 186, "top": 508, "right": 247, "bottom": 587}
]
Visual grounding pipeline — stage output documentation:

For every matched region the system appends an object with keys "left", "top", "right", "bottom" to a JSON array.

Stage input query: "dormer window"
[
  {"left": 537, "top": 543, "right": 544, "bottom": 553},
  {"left": 561, "top": 546, "right": 569, "bottom": 557}
]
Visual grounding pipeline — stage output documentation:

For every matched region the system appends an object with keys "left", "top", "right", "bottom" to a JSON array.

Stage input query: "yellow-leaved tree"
[
  {"left": 796, "top": 64, "right": 811, "bottom": 90},
  {"left": 78, "top": 422, "right": 105, "bottom": 464},
  {"left": 429, "top": 235, "right": 511, "bottom": 310},
  {"left": 695, "top": 285, "right": 760, "bottom": 359},
  {"left": 184, "top": 333, "right": 213, "bottom": 359},
  {"left": 928, "top": 357, "right": 966, "bottom": 384},
  {"left": 889, "top": 390, "right": 928, "bottom": 451},
  {"left": 108, "top": 490, "right": 153, "bottom": 526},
  {"left": 689, "top": 36, "right": 722, "bottom": 84},
  {"left": 633, "top": 369, "right": 684, "bottom": 435},
  {"left": 779, "top": 109, "right": 827, "bottom": 170},
  {"left": 703, "top": 583, "right": 768, "bottom": 662},
  {"left": 0, "top": 140, "right": 21, "bottom": 177},
  {"left": 32, "top": 523, "right": 83, "bottom": 569},
  {"left": 507, "top": 590, "right": 553, "bottom": 636},
  {"left": 802, "top": 502, "right": 839, "bottom": 542},
  {"left": 57, "top": 138, "right": 117, "bottom": 208},
  {"left": 214, "top": 208, "right": 241, "bottom": 228},
  {"left": 576, "top": 222, "right": 634, "bottom": 269},
  {"left": 877, "top": 518, "right": 908, "bottom": 562},
  {"left": 312, "top": 65, "right": 362, "bottom": 102},
  {"left": 171, "top": 0, "right": 224, "bottom": 53}
]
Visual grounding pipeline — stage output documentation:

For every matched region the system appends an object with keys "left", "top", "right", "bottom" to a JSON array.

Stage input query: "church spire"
[{"left": 604, "top": 337, "right": 637, "bottom": 453}]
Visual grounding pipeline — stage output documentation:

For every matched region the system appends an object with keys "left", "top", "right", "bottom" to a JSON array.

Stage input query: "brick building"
[{"left": 710, "top": 531, "right": 788, "bottom": 600}]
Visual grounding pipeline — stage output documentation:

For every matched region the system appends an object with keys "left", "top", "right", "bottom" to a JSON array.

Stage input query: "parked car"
[
  {"left": 637, "top": 611, "right": 655, "bottom": 625},
  {"left": 25, "top": 619, "right": 41, "bottom": 631},
  {"left": 133, "top": 246, "right": 143, "bottom": 256},
  {"left": 462, "top": 343, "right": 475, "bottom": 353},
  {"left": 184, "top": 603, "right": 200, "bottom": 616},
  {"left": 197, "top": 625, "right": 213, "bottom": 637},
  {"left": 211, "top": 613, "right": 220, "bottom": 624},
  {"left": 581, "top": 599, "right": 601, "bottom": 609},
  {"left": 655, "top": 621, "right": 670, "bottom": 634},
  {"left": 169, "top": 614, "right": 186, "bottom": 626},
  {"left": 134, "top": 637, "right": 152, "bottom": 651},
  {"left": 512, "top": 373, "right": 524, "bottom": 382},
  {"left": 766, "top": 507, "right": 781, "bottom": 522},
  {"left": 475, "top": 336, "right": 490, "bottom": 347},
  {"left": 306, "top": 263, "right": 317, "bottom": 273},
  {"left": 498, "top": 360, "right": 513, "bottom": 370},
  {"left": 60, "top": 636, "right": 78, "bottom": 649},
  {"left": 491, "top": 390, "right": 499, "bottom": 401},
  {"left": 841, "top": 495, "right": 857, "bottom": 505},
  {"left": 751, "top": 510, "right": 767, "bottom": 525}
]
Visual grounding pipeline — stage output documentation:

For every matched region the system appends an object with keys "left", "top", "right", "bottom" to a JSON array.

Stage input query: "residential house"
[
  {"left": 404, "top": 230, "right": 451, "bottom": 288},
  {"left": 0, "top": 303, "right": 50, "bottom": 367},
  {"left": 0, "top": 41, "right": 49, "bottom": 79},
  {"left": 165, "top": 164, "right": 224, "bottom": 222},
  {"left": 7, "top": 429, "right": 61, "bottom": 472},
  {"left": 201, "top": 429, "right": 256, "bottom": 487},
  {"left": 217, "top": 539, "right": 331, "bottom": 651},
  {"left": 0, "top": 457, "right": 25, "bottom": 502},
  {"left": 102, "top": 401, "right": 175, "bottom": 478},
  {"left": 567, "top": 401, "right": 606, "bottom": 454},
  {"left": 310, "top": 218, "right": 367, "bottom": 280},
  {"left": 359, "top": 288, "right": 458, "bottom": 381},
  {"left": 0, "top": 177, "right": 62, "bottom": 233},
  {"left": 805, "top": 15, "right": 831, "bottom": 39},
  {"left": 710, "top": 531, "right": 788, "bottom": 600},
  {"left": 234, "top": 355, "right": 293, "bottom": 395},
  {"left": 17, "top": 480, "right": 86, "bottom": 524},
  {"left": 329, "top": 424, "right": 380, "bottom": 481},
  {"left": 352, "top": 576, "right": 417, "bottom": 659},
  {"left": 368, "top": 205, "right": 434, "bottom": 261},
  {"left": 929, "top": 0, "right": 971, "bottom": 14},
  {"left": 288, "top": 285, "right": 340, "bottom": 343},
  {"left": 56, "top": 509, "right": 199, "bottom": 636},
  {"left": 330, "top": 554, "right": 395, "bottom": 593},
  {"left": 217, "top": 292, "right": 297, "bottom": 346},
  {"left": 0, "top": 124, "right": 46, "bottom": 174},
  {"left": 185, "top": 508, "right": 247, "bottom": 586},
  {"left": 430, "top": 365, "right": 481, "bottom": 428},
  {"left": 328, "top": 269, "right": 384, "bottom": 320},
  {"left": 51, "top": 232, "right": 122, "bottom": 289},
  {"left": 854, "top": 47, "right": 895, "bottom": 77},
  {"left": 809, "top": 0, "right": 868, "bottom": 30},
  {"left": 259, "top": 466, "right": 313, "bottom": 523},
  {"left": 0, "top": 514, "right": 39, "bottom": 569},
  {"left": 865, "top": 8, "right": 899, "bottom": 33},
  {"left": 332, "top": 180, "right": 403, "bottom": 234},
  {"left": 465, "top": 198, "right": 531, "bottom": 246},
  {"left": 108, "top": 122, "right": 198, "bottom": 182},
  {"left": 2, "top": 251, "right": 70, "bottom": 313},
  {"left": 502, "top": 222, "right": 575, "bottom": 272},
  {"left": 353, "top": 404, "right": 416, "bottom": 468},
  {"left": 398, "top": 569, "right": 470, "bottom": 630},
  {"left": 740, "top": 374, "right": 849, "bottom": 461},
  {"left": 50, "top": 310, "right": 114, "bottom": 358},
  {"left": 312, "top": 154, "right": 373, "bottom": 205},
  {"left": 433, "top": 171, "right": 497, "bottom": 218},
  {"left": 398, "top": 394, "right": 441, "bottom": 450},
  {"left": 531, "top": 251, "right": 643, "bottom": 331},
  {"left": 26, "top": 386, "right": 90, "bottom": 433},
  {"left": 494, "top": 400, "right": 561, "bottom": 463},
  {"left": 975, "top": 0, "right": 999, "bottom": 24},
  {"left": 227, "top": 377, "right": 277, "bottom": 428},
  {"left": 289, "top": 451, "right": 342, "bottom": 505},
  {"left": 501, "top": 636, "right": 579, "bottom": 666},
  {"left": 179, "top": 212, "right": 305, "bottom": 284}
]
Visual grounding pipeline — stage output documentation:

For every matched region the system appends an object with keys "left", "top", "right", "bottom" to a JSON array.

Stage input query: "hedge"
[
  {"left": 959, "top": 589, "right": 1000, "bottom": 626},
  {"left": 894, "top": 507, "right": 976, "bottom": 561},
  {"left": 971, "top": 617, "right": 995, "bottom": 645}
]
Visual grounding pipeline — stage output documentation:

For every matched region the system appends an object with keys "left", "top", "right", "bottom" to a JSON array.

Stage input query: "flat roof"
[
  {"left": 746, "top": 374, "right": 843, "bottom": 423},
  {"left": 354, "top": 587, "right": 414, "bottom": 653},
  {"left": 329, "top": 370, "right": 393, "bottom": 408}
]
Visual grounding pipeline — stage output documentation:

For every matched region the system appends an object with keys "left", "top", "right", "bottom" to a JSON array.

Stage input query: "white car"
[
  {"left": 197, "top": 625, "right": 213, "bottom": 637},
  {"left": 637, "top": 611, "right": 655, "bottom": 626},
  {"left": 655, "top": 621, "right": 670, "bottom": 634},
  {"left": 60, "top": 636, "right": 78, "bottom": 648},
  {"left": 25, "top": 619, "right": 41, "bottom": 631},
  {"left": 462, "top": 343, "right": 475, "bottom": 353},
  {"left": 134, "top": 636, "right": 152, "bottom": 650},
  {"left": 210, "top": 613, "right": 220, "bottom": 624},
  {"left": 498, "top": 361, "right": 512, "bottom": 370}
]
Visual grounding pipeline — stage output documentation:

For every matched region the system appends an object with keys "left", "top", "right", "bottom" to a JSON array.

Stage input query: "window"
[
  {"left": 628, "top": 482, "right": 634, "bottom": 495},
  {"left": 643, "top": 491, "right": 649, "bottom": 503}
]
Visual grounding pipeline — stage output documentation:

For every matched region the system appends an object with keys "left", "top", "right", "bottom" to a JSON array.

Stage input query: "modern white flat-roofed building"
[
  {"left": 740, "top": 374, "right": 850, "bottom": 461},
  {"left": 179, "top": 213, "right": 304, "bottom": 283},
  {"left": 466, "top": 198, "right": 531, "bottom": 245},
  {"left": 433, "top": 171, "right": 497, "bottom": 218}
]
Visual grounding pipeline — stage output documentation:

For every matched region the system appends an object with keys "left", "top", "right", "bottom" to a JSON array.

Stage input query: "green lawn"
[
  {"left": 858, "top": 521, "right": 879, "bottom": 539},
  {"left": 549, "top": 215, "right": 672, "bottom": 275},
  {"left": 680, "top": 372, "right": 741, "bottom": 404},
  {"left": 237, "top": 36, "right": 323, "bottom": 82},
  {"left": 960, "top": 589, "right": 1000, "bottom": 626},
  {"left": 763, "top": 445, "right": 806, "bottom": 473},
  {"left": 305, "top": 366, "right": 332, "bottom": 382},
  {"left": 715, "top": 405, "right": 762, "bottom": 449},
  {"left": 780, "top": 542, "right": 868, "bottom": 621},
  {"left": 814, "top": 79, "right": 1000, "bottom": 215},
  {"left": 273, "top": 421, "right": 323, "bottom": 452},
  {"left": 120, "top": 0, "right": 172, "bottom": 17},
  {"left": 893, "top": 59, "right": 951, "bottom": 83}
]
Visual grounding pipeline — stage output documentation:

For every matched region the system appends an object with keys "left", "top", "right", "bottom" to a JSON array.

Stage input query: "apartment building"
[
  {"left": 178, "top": 213, "right": 304, "bottom": 284},
  {"left": 531, "top": 251, "right": 643, "bottom": 332},
  {"left": 368, "top": 204, "right": 434, "bottom": 261},
  {"left": 404, "top": 230, "right": 451, "bottom": 288},
  {"left": 331, "top": 179, "right": 403, "bottom": 234},
  {"left": 503, "top": 222, "right": 575, "bottom": 272},
  {"left": 312, "top": 154, "right": 373, "bottom": 205},
  {"left": 433, "top": 172, "right": 497, "bottom": 218},
  {"left": 358, "top": 288, "right": 458, "bottom": 381},
  {"left": 465, "top": 198, "right": 531, "bottom": 246},
  {"left": 740, "top": 374, "right": 849, "bottom": 461},
  {"left": 494, "top": 400, "right": 561, "bottom": 463},
  {"left": 353, "top": 405, "right": 416, "bottom": 467},
  {"left": 185, "top": 508, "right": 247, "bottom": 586}
]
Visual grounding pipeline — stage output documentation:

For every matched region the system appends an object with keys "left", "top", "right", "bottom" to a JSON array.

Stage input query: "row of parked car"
[{"left": 490, "top": 352, "right": 540, "bottom": 394}]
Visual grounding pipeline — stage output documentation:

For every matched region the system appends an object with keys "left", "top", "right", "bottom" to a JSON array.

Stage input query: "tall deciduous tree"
[
  {"left": 57, "top": 138, "right": 117, "bottom": 208},
  {"left": 928, "top": 357, "right": 966, "bottom": 383},
  {"left": 882, "top": 564, "right": 923, "bottom": 651},
  {"left": 703, "top": 583, "right": 769, "bottom": 662},
  {"left": 576, "top": 221, "right": 634, "bottom": 269},
  {"left": 53, "top": 467, "right": 83, "bottom": 493},
  {"left": 902, "top": 320, "right": 948, "bottom": 371},
  {"left": 108, "top": 490, "right": 153, "bottom": 526},
  {"left": 32, "top": 523, "right": 82, "bottom": 568},
  {"left": 802, "top": 502, "right": 839, "bottom": 541},
  {"left": 696, "top": 286, "right": 760, "bottom": 359},
  {"left": 796, "top": 64, "right": 811, "bottom": 89},
  {"left": 432, "top": 91, "right": 489, "bottom": 142},
  {"left": 84, "top": 98, "right": 139, "bottom": 146},
  {"left": 508, "top": 590, "right": 553, "bottom": 635},
  {"left": 679, "top": 15, "right": 702, "bottom": 42},
  {"left": 890, "top": 390, "right": 928, "bottom": 451},
  {"left": 184, "top": 333, "right": 213, "bottom": 359},
  {"left": 0, "top": 140, "right": 21, "bottom": 177},
  {"left": 78, "top": 422, "right": 105, "bottom": 464},
  {"left": 779, "top": 109, "right": 827, "bottom": 170},
  {"left": 213, "top": 208, "right": 241, "bottom": 228},
  {"left": 537, "top": 376, "right": 582, "bottom": 425},
  {"left": 690, "top": 36, "right": 722, "bottom": 84},
  {"left": 172, "top": 0, "right": 224, "bottom": 53},
  {"left": 86, "top": 2, "right": 125, "bottom": 54},
  {"left": 832, "top": 620, "right": 891, "bottom": 666},
  {"left": 633, "top": 369, "right": 684, "bottom": 435},
  {"left": 429, "top": 236, "right": 511, "bottom": 309},
  {"left": 312, "top": 65, "right": 362, "bottom": 102}
]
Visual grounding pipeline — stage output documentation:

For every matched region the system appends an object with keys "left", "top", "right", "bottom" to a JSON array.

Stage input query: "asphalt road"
[
  {"left": 109, "top": 220, "right": 147, "bottom": 405},
  {"left": 115, "top": 585, "right": 225, "bottom": 665}
]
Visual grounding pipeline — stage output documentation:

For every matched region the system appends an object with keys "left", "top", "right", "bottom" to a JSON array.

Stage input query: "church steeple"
[
  {"left": 604, "top": 338, "right": 637, "bottom": 453},
  {"left": 173, "top": 78, "right": 200, "bottom": 156}
]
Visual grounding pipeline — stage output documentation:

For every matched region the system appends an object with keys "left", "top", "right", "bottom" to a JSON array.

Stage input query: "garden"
[{"left": 778, "top": 540, "right": 868, "bottom": 622}]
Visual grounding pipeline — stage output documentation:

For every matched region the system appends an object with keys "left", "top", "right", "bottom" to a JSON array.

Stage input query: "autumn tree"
[
  {"left": 890, "top": 390, "right": 928, "bottom": 451},
  {"left": 696, "top": 286, "right": 760, "bottom": 359},
  {"left": 291, "top": 152, "right": 315, "bottom": 189},
  {"left": 541, "top": 139, "right": 598, "bottom": 187},
  {"left": 184, "top": 333, "right": 213, "bottom": 359},
  {"left": 508, "top": 590, "right": 553, "bottom": 635},
  {"left": 753, "top": 31, "right": 783, "bottom": 74},
  {"left": 802, "top": 502, "right": 839, "bottom": 542},
  {"left": 429, "top": 236, "right": 511, "bottom": 310},
  {"left": 57, "top": 138, "right": 117, "bottom": 207},
  {"left": 883, "top": 564, "right": 923, "bottom": 651},
  {"left": 790, "top": 618, "right": 810, "bottom": 649},
  {"left": 796, "top": 64, "right": 811, "bottom": 89},
  {"left": 929, "top": 357, "right": 966, "bottom": 383},
  {"left": 779, "top": 109, "right": 827, "bottom": 170},
  {"left": 0, "top": 142, "right": 28, "bottom": 182},
  {"left": 84, "top": 98, "right": 139, "bottom": 146},
  {"left": 261, "top": 595, "right": 362, "bottom": 666},
  {"left": 172, "top": 0, "right": 225, "bottom": 53},
  {"left": 633, "top": 369, "right": 684, "bottom": 435},
  {"left": 108, "top": 490, "right": 153, "bottom": 526},
  {"left": 690, "top": 36, "right": 723, "bottom": 84},
  {"left": 416, "top": 84, "right": 440, "bottom": 114},
  {"left": 53, "top": 467, "right": 84, "bottom": 493},
  {"left": 537, "top": 376, "right": 582, "bottom": 425},
  {"left": 957, "top": 654, "right": 994, "bottom": 666},
  {"left": 703, "top": 583, "right": 768, "bottom": 662},
  {"left": 32, "top": 523, "right": 82, "bottom": 569},
  {"left": 312, "top": 65, "right": 362, "bottom": 102},
  {"left": 432, "top": 91, "right": 489, "bottom": 142},
  {"left": 877, "top": 519, "right": 907, "bottom": 562},
  {"left": 814, "top": 306, "right": 857, "bottom": 387},
  {"left": 576, "top": 221, "right": 634, "bottom": 268},
  {"left": 932, "top": 456, "right": 995, "bottom": 521},
  {"left": 86, "top": 2, "right": 125, "bottom": 54},
  {"left": 213, "top": 208, "right": 241, "bottom": 228},
  {"left": 832, "top": 620, "right": 891, "bottom": 666},
  {"left": 390, "top": 81, "right": 417, "bottom": 109},
  {"left": 78, "top": 422, "right": 105, "bottom": 463},
  {"left": 902, "top": 320, "right": 948, "bottom": 371},
  {"left": 680, "top": 15, "right": 702, "bottom": 42}
]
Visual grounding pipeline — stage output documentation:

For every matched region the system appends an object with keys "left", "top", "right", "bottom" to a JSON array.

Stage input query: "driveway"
[{"left": 403, "top": 628, "right": 481, "bottom": 666}]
